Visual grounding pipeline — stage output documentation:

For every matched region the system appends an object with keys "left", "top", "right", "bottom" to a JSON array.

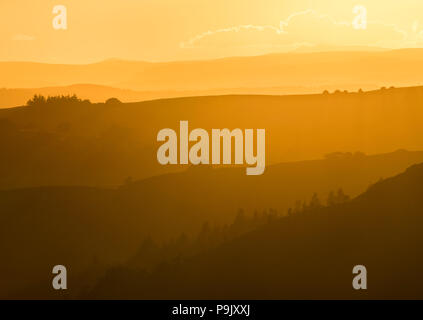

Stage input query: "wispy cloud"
[
  {"left": 180, "top": 9, "right": 409, "bottom": 50},
  {"left": 12, "top": 34, "right": 36, "bottom": 41}
]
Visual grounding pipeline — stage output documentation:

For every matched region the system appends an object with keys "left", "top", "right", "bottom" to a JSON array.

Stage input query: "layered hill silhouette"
[
  {"left": 85, "top": 162, "right": 423, "bottom": 299},
  {"left": 0, "top": 150, "right": 422, "bottom": 299},
  {"left": 0, "top": 85, "right": 153, "bottom": 109},
  {"left": 1, "top": 86, "right": 423, "bottom": 188},
  {"left": 0, "top": 84, "right": 329, "bottom": 109},
  {"left": 2, "top": 49, "right": 423, "bottom": 92},
  {"left": 1, "top": 82, "right": 423, "bottom": 298}
]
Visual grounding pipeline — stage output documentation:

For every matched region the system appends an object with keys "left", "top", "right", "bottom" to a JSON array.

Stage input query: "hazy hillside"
[
  {"left": 2, "top": 49, "right": 423, "bottom": 91},
  {"left": 1, "top": 84, "right": 423, "bottom": 298},
  {"left": 86, "top": 162, "right": 423, "bottom": 299},
  {"left": 0, "top": 84, "right": 373, "bottom": 109},
  {"left": 0, "top": 86, "right": 423, "bottom": 188},
  {"left": 0, "top": 85, "right": 153, "bottom": 109},
  {"left": 0, "top": 150, "right": 422, "bottom": 298}
]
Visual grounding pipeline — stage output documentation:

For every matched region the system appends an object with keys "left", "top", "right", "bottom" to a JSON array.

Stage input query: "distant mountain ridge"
[{"left": 2, "top": 49, "right": 423, "bottom": 91}]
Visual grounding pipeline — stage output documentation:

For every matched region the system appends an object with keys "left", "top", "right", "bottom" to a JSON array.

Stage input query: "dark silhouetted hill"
[
  {"left": 86, "top": 162, "right": 423, "bottom": 299},
  {"left": 0, "top": 84, "right": 386, "bottom": 109},
  {"left": 1, "top": 151, "right": 423, "bottom": 298},
  {"left": 1, "top": 86, "right": 423, "bottom": 188},
  {"left": 1, "top": 85, "right": 423, "bottom": 298},
  {"left": 0, "top": 85, "right": 322, "bottom": 109}
]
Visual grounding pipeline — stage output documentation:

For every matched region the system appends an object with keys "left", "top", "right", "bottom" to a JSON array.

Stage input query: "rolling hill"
[
  {"left": 86, "top": 161, "right": 423, "bottom": 299},
  {"left": 0, "top": 86, "right": 423, "bottom": 188},
  {"left": 1, "top": 84, "right": 423, "bottom": 298},
  {"left": 0, "top": 84, "right": 374, "bottom": 109},
  {"left": 0, "top": 150, "right": 422, "bottom": 298},
  {"left": 2, "top": 49, "right": 423, "bottom": 92}
]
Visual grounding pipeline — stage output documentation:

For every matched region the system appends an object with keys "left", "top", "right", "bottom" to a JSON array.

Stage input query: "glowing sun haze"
[{"left": 2, "top": 0, "right": 423, "bottom": 63}]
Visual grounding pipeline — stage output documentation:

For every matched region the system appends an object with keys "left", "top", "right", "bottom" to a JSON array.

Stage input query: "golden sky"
[{"left": 2, "top": 0, "right": 423, "bottom": 63}]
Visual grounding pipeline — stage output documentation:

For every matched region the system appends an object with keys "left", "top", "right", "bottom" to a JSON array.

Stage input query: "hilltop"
[{"left": 0, "top": 86, "right": 423, "bottom": 187}]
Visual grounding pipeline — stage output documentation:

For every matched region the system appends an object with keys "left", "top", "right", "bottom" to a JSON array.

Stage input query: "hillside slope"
[
  {"left": 0, "top": 151, "right": 422, "bottom": 298},
  {"left": 0, "top": 86, "right": 423, "bottom": 187},
  {"left": 87, "top": 162, "right": 423, "bottom": 299},
  {"left": 2, "top": 49, "right": 423, "bottom": 91}
]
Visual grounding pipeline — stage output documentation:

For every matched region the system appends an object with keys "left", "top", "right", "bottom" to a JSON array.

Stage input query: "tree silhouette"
[
  {"left": 287, "top": 207, "right": 293, "bottom": 216},
  {"left": 294, "top": 200, "right": 302, "bottom": 214},
  {"left": 327, "top": 191, "right": 336, "bottom": 207},
  {"left": 336, "top": 188, "right": 350, "bottom": 204},
  {"left": 105, "top": 97, "right": 122, "bottom": 105},
  {"left": 26, "top": 94, "right": 46, "bottom": 107},
  {"left": 309, "top": 192, "right": 321, "bottom": 209},
  {"left": 26, "top": 94, "right": 90, "bottom": 107}
]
